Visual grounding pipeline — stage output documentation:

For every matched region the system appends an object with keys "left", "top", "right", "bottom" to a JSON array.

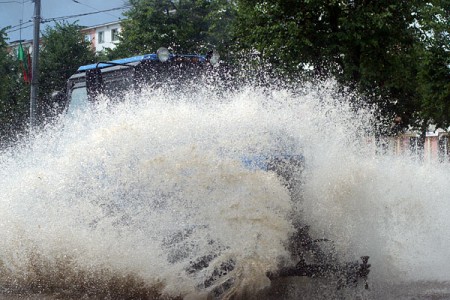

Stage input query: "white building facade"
[
  {"left": 7, "top": 21, "right": 122, "bottom": 55},
  {"left": 81, "top": 21, "right": 122, "bottom": 53}
]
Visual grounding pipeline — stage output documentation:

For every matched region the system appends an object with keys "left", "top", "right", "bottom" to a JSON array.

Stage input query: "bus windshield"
[{"left": 67, "top": 86, "right": 88, "bottom": 115}]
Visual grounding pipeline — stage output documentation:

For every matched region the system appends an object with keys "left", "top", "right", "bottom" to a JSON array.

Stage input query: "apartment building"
[
  {"left": 7, "top": 21, "right": 122, "bottom": 56},
  {"left": 6, "top": 39, "right": 36, "bottom": 57},
  {"left": 81, "top": 21, "right": 122, "bottom": 53}
]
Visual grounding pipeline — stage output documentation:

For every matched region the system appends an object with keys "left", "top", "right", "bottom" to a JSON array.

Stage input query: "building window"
[
  {"left": 84, "top": 34, "right": 91, "bottom": 42},
  {"left": 111, "top": 28, "right": 119, "bottom": 42},
  {"left": 98, "top": 31, "right": 104, "bottom": 44}
]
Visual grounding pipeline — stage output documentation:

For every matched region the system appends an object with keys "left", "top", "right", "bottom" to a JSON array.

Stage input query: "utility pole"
[{"left": 30, "top": 0, "right": 41, "bottom": 129}]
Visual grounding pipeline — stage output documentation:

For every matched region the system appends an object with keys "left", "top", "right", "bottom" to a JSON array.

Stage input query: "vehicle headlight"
[
  {"left": 157, "top": 47, "right": 170, "bottom": 62},
  {"left": 209, "top": 50, "right": 220, "bottom": 66}
]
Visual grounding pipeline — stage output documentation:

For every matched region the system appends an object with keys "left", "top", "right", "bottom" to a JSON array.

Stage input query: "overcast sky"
[{"left": 0, "top": 0, "right": 129, "bottom": 43}]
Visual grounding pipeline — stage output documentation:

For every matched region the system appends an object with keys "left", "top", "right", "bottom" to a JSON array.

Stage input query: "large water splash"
[{"left": 1, "top": 79, "right": 449, "bottom": 299}]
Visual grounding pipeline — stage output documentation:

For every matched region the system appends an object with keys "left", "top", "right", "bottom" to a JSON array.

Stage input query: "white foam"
[{"left": 1, "top": 80, "right": 449, "bottom": 297}]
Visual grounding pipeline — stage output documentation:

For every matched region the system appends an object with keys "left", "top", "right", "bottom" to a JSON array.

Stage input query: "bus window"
[{"left": 67, "top": 86, "right": 88, "bottom": 115}]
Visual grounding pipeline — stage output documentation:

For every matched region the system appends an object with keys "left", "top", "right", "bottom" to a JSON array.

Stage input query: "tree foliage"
[
  {"left": 204, "top": 0, "right": 237, "bottom": 58},
  {"left": 0, "top": 28, "right": 29, "bottom": 142},
  {"left": 110, "top": 0, "right": 236, "bottom": 58},
  {"left": 415, "top": 0, "right": 450, "bottom": 128},
  {"left": 234, "top": 1, "right": 426, "bottom": 125}
]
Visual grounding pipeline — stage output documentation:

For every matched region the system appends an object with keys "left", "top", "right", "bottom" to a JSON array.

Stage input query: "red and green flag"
[{"left": 17, "top": 42, "right": 31, "bottom": 83}]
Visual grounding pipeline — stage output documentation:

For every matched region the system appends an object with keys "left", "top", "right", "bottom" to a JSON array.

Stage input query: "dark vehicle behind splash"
[{"left": 54, "top": 47, "right": 370, "bottom": 298}]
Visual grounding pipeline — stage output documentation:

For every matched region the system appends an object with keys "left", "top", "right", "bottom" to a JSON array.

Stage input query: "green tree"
[
  {"left": 416, "top": 0, "right": 450, "bottom": 129},
  {"left": 0, "top": 28, "right": 29, "bottom": 143},
  {"left": 39, "top": 21, "right": 96, "bottom": 120},
  {"left": 205, "top": 0, "right": 237, "bottom": 58},
  {"left": 0, "top": 28, "right": 11, "bottom": 104},
  {"left": 233, "top": 0, "right": 334, "bottom": 72},
  {"left": 111, "top": 0, "right": 236, "bottom": 59},
  {"left": 337, "top": 1, "right": 422, "bottom": 127},
  {"left": 234, "top": 0, "right": 423, "bottom": 127}
]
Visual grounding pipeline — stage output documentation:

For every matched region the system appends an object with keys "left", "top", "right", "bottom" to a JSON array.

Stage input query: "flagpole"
[{"left": 30, "top": 0, "right": 41, "bottom": 130}]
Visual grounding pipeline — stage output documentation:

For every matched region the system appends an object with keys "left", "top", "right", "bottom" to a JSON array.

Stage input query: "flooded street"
[
  {"left": 2, "top": 280, "right": 450, "bottom": 299},
  {"left": 1, "top": 81, "right": 450, "bottom": 299}
]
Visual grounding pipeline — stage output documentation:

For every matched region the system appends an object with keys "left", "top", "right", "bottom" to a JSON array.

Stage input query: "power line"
[
  {"left": 71, "top": 0, "right": 122, "bottom": 19},
  {"left": 6, "top": 6, "right": 128, "bottom": 28},
  {"left": 6, "top": 23, "right": 33, "bottom": 34},
  {"left": 41, "top": 6, "right": 130, "bottom": 23},
  {"left": 5, "top": 5, "right": 130, "bottom": 35},
  {"left": 6, "top": 19, "right": 33, "bottom": 30},
  {"left": 0, "top": 0, "right": 31, "bottom": 3},
  {"left": 5, "top": 20, "right": 33, "bottom": 34}
]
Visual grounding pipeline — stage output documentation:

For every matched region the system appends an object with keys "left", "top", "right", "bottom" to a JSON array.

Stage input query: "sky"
[{"left": 0, "top": 0, "right": 129, "bottom": 43}]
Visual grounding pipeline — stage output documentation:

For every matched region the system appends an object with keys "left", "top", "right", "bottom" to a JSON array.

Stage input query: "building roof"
[{"left": 80, "top": 20, "right": 122, "bottom": 31}]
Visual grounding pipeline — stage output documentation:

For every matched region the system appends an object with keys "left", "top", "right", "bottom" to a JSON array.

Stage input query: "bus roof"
[{"left": 77, "top": 53, "right": 207, "bottom": 72}]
